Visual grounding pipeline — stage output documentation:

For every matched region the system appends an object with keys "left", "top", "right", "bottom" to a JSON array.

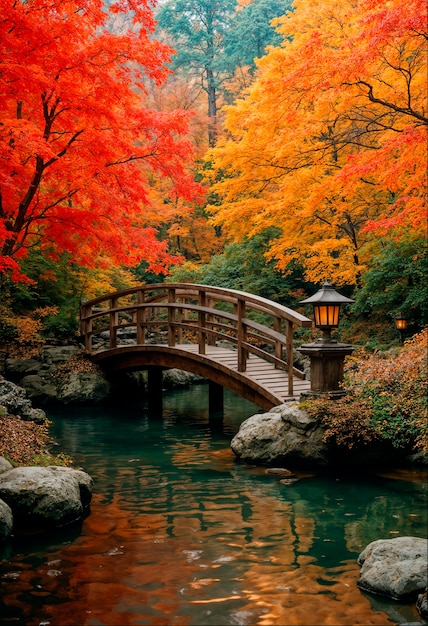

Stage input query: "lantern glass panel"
[
  {"left": 314, "top": 304, "right": 340, "bottom": 328},
  {"left": 396, "top": 318, "right": 407, "bottom": 330}
]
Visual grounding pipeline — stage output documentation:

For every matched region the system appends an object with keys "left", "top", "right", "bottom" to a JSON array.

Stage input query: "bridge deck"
[
  {"left": 174, "top": 344, "right": 311, "bottom": 403},
  {"left": 139, "top": 344, "right": 311, "bottom": 404}
]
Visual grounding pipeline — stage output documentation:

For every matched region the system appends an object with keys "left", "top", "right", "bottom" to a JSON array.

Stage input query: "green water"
[{"left": 0, "top": 384, "right": 427, "bottom": 626}]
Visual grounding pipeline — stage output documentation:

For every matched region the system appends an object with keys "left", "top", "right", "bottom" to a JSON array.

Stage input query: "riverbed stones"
[
  {"left": 417, "top": 588, "right": 428, "bottom": 619},
  {"left": 357, "top": 537, "right": 428, "bottom": 601},
  {"left": 231, "top": 402, "right": 328, "bottom": 466},
  {"left": 0, "top": 498, "right": 13, "bottom": 540},
  {"left": 0, "top": 465, "right": 93, "bottom": 533}
]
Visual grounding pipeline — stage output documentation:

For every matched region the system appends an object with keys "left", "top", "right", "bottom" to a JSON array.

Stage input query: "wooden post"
[
  {"left": 207, "top": 297, "right": 216, "bottom": 345},
  {"left": 81, "top": 304, "right": 93, "bottom": 352},
  {"left": 168, "top": 287, "right": 176, "bottom": 347},
  {"left": 198, "top": 289, "right": 206, "bottom": 355},
  {"left": 110, "top": 297, "right": 118, "bottom": 349},
  {"left": 147, "top": 367, "right": 163, "bottom": 415},
  {"left": 136, "top": 289, "right": 146, "bottom": 345},
  {"left": 177, "top": 302, "right": 183, "bottom": 345},
  {"left": 208, "top": 380, "right": 224, "bottom": 413},
  {"left": 274, "top": 317, "right": 282, "bottom": 366},
  {"left": 286, "top": 319, "right": 294, "bottom": 397},
  {"left": 237, "top": 298, "right": 247, "bottom": 372}
]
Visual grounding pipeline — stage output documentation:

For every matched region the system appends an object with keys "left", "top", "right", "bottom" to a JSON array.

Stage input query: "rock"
[
  {"left": 42, "top": 345, "right": 80, "bottom": 365},
  {"left": 4, "top": 345, "right": 111, "bottom": 406},
  {"left": 57, "top": 372, "right": 110, "bottom": 403},
  {"left": 4, "top": 358, "right": 42, "bottom": 378},
  {"left": 0, "top": 457, "right": 13, "bottom": 474},
  {"left": 357, "top": 537, "right": 428, "bottom": 600},
  {"left": 231, "top": 402, "right": 328, "bottom": 466},
  {"left": 0, "top": 498, "right": 13, "bottom": 541},
  {"left": 265, "top": 467, "right": 295, "bottom": 477},
  {"left": 230, "top": 402, "right": 406, "bottom": 468},
  {"left": 163, "top": 369, "right": 203, "bottom": 388},
  {"left": 417, "top": 588, "right": 428, "bottom": 619},
  {"left": 19, "top": 374, "right": 58, "bottom": 404},
  {"left": 0, "top": 466, "right": 93, "bottom": 532},
  {"left": 0, "top": 377, "right": 47, "bottom": 423}
]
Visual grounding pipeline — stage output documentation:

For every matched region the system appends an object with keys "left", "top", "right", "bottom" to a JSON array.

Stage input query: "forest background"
[{"left": 0, "top": 0, "right": 427, "bottom": 349}]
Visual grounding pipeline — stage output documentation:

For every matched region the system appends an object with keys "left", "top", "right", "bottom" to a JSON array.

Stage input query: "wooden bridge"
[{"left": 80, "top": 283, "right": 313, "bottom": 410}]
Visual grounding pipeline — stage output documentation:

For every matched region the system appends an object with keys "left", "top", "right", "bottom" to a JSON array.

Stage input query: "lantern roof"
[{"left": 300, "top": 281, "right": 355, "bottom": 306}]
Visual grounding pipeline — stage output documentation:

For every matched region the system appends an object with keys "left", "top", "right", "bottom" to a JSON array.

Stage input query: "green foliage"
[
  {"left": 304, "top": 329, "right": 428, "bottom": 453},
  {"left": 157, "top": 0, "right": 236, "bottom": 75},
  {"left": 9, "top": 249, "right": 83, "bottom": 313},
  {"left": 224, "top": 0, "right": 291, "bottom": 70},
  {"left": 348, "top": 237, "right": 428, "bottom": 341},
  {"left": 41, "top": 308, "right": 79, "bottom": 339},
  {"left": 170, "top": 229, "right": 314, "bottom": 307},
  {"left": 2, "top": 249, "right": 82, "bottom": 341}
]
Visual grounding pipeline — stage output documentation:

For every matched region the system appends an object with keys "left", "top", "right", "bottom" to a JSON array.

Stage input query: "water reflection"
[{"left": 0, "top": 385, "right": 426, "bottom": 625}]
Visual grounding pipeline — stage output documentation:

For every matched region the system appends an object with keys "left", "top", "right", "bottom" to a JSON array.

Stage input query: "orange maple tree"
[
  {"left": 0, "top": 0, "right": 204, "bottom": 283},
  {"left": 205, "top": 0, "right": 427, "bottom": 286}
]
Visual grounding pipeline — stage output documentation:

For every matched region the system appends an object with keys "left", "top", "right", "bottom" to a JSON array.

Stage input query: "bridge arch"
[{"left": 80, "top": 283, "right": 313, "bottom": 410}]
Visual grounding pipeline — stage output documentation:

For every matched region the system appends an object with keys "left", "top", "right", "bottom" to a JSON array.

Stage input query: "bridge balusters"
[
  {"left": 274, "top": 317, "right": 283, "bottom": 366},
  {"left": 168, "top": 287, "right": 176, "bottom": 347},
  {"left": 176, "top": 303, "right": 183, "bottom": 345},
  {"left": 237, "top": 298, "right": 247, "bottom": 372},
  {"left": 136, "top": 289, "right": 146, "bottom": 345},
  {"left": 286, "top": 319, "right": 294, "bottom": 396},
  {"left": 109, "top": 297, "right": 119, "bottom": 348},
  {"left": 81, "top": 304, "right": 93, "bottom": 352},
  {"left": 198, "top": 289, "right": 206, "bottom": 355}
]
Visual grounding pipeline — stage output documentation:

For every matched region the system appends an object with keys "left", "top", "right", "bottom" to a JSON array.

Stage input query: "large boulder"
[
  {"left": 163, "top": 369, "right": 203, "bottom": 388},
  {"left": 357, "top": 537, "right": 428, "bottom": 600},
  {"left": 18, "top": 374, "right": 58, "bottom": 404},
  {"left": 0, "top": 456, "right": 13, "bottom": 474},
  {"left": 0, "top": 465, "right": 93, "bottom": 533},
  {"left": 57, "top": 372, "right": 110, "bottom": 404},
  {"left": 0, "top": 377, "right": 47, "bottom": 423},
  {"left": 4, "top": 346, "right": 111, "bottom": 405},
  {"left": 231, "top": 402, "right": 329, "bottom": 466}
]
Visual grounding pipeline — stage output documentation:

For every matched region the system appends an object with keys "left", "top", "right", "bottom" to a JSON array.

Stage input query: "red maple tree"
[{"left": 0, "top": 0, "right": 204, "bottom": 282}]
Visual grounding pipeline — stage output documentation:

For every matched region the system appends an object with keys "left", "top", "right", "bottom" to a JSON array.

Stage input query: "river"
[{"left": 0, "top": 383, "right": 427, "bottom": 626}]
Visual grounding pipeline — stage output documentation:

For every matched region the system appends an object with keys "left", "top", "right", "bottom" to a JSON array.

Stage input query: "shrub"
[{"left": 304, "top": 328, "right": 428, "bottom": 453}]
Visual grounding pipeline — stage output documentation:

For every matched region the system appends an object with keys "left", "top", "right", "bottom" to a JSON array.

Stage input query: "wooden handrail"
[{"left": 80, "top": 283, "right": 312, "bottom": 393}]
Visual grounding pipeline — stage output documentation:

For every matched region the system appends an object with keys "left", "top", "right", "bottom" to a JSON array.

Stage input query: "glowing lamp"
[
  {"left": 300, "top": 281, "right": 355, "bottom": 343},
  {"left": 395, "top": 313, "right": 407, "bottom": 331}
]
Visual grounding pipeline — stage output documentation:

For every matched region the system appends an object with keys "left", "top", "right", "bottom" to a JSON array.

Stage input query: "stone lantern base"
[{"left": 298, "top": 340, "right": 354, "bottom": 398}]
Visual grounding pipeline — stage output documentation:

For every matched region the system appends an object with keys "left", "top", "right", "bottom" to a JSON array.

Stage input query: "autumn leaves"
[
  {"left": 205, "top": 0, "right": 427, "bottom": 286},
  {"left": 0, "top": 0, "right": 202, "bottom": 282},
  {"left": 0, "top": 0, "right": 426, "bottom": 292}
]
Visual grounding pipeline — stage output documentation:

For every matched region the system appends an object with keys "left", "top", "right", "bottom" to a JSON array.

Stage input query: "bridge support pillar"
[
  {"left": 147, "top": 367, "right": 163, "bottom": 414},
  {"left": 208, "top": 381, "right": 224, "bottom": 414}
]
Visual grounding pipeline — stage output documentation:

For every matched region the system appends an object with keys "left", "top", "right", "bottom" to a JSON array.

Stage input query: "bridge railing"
[{"left": 80, "top": 283, "right": 312, "bottom": 395}]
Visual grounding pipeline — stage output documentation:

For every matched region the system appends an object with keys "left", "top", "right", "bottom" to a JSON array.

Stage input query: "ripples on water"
[{"left": 0, "top": 384, "right": 427, "bottom": 626}]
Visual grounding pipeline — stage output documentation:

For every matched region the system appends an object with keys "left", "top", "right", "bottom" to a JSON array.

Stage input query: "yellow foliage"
[{"left": 205, "top": 0, "right": 427, "bottom": 286}]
